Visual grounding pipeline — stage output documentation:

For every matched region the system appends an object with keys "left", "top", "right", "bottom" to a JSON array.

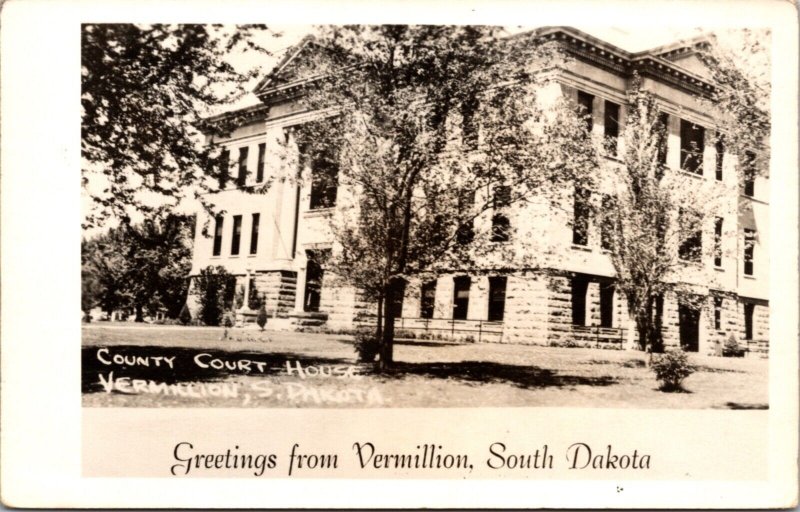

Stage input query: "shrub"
[
  {"left": 354, "top": 332, "right": 380, "bottom": 363},
  {"left": 222, "top": 312, "right": 235, "bottom": 328},
  {"left": 256, "top": 305, "right": 268, "bottom": 331},
  {"left": 722, "top": 334, "right": 746, "bottom": 357},
  {"left": 178, "top": 303, "right": 192, "bottom": 325},
  {"left": 194, "top": 266, "right": 236, "bottom": 326},
  {"left": 82, "top": 313, "right": 92, "bottom": 323},
  {"left": 651, "top": 349, "right": 696, "bottom": 391}
]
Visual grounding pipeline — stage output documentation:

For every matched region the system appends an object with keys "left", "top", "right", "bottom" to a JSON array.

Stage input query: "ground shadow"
[
  {"left": 373, "top": 361, "right": 617, "bottom": 390},
  {"left": 723, "top": 401, "right": 768, "bottom": 410},
  {"left": 82, "top": 345, "right": 353, "bottom": 394}
]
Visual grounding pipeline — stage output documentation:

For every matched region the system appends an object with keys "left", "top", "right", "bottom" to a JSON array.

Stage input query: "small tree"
[
  {"left": 651, "top": 349, "right": 696, "bottom": 391},
  {"left": 256, "top": 305, "right": 268, "bottom": 331},
  {"left": 194, "top": 266, "right": 236, "bottom": 326}
]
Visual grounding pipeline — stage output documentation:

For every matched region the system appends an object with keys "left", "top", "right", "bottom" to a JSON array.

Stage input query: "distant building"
[{"left": 188, "top": 27, "right": 769, "bottom": 356}]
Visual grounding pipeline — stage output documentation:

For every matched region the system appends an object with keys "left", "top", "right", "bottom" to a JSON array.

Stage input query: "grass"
[{"left": 82, "top": 323, "right": 768, "bottom": 409}]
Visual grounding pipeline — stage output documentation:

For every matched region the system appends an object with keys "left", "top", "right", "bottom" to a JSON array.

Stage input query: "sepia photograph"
[
  {"left": 1, "top": 0, "right": 797, "bottom": 507},
  {"left": 81, "top": 23, "right": 771, "bottom": 410}
]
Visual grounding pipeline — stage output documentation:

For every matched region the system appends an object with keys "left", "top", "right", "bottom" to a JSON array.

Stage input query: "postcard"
[{"left": 1, "top": 0, "right": 797, "bottom": 508}]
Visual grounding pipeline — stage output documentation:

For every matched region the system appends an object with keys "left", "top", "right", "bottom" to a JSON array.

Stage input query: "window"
[
  {"left": 571, "top": 276, "right": 589, "bottom": 326},
  {"left": 456, "top": 189, "right": 475, "bottom": 245},
  {"left": 308, "top": 150, "right": 339, "bottom": 209},
  {"left": 680, "top": 119, "right": 705, "bottom": 174},
  {"left": 231, "top": 215, "right": 242, "bottom": 256},
  {"left": 250, "top": 213, "right": 260, "bottom": 255},
  {"left": 577, "top": 91, "right": 594, "bottom": 133},
  {"left": 714, "top": 217, "right": 723, "bottom": 267},
  {"left": 599, "top": 283, "right": 614, "bottom": 328},
  {"left": 714, "top": 296, "right": 723, "bottom": 330},
  {"left": 573, "top": 187, "right": 590, "bottom": 246},
  {"left": 491, "top": 184, "right": 511, "bottom": 243},
  {"left": 256, "top": 143, "right": 266, "bottom": 183},
  {"left": 601, "top": 195, "right": 615, "bottom": 250},
  {"left": 715, "top": 135, "right": 725, "bottom": 181},
  {"left": 452, "top": 276, "right": 471, "bottom": 320},
  {"left": 237, "top": 147, "right": 249, "bottom": 186},
  {"left": 679, "top": 208, "right": 702, "bottom": 262},
  {"left": 743, "top": 150, "right": 756, "bottom": 197},
  {"left": 461, "top": 95, "right": 479, "bottom": 149},
  {"left": 744, "top": 303, "right": 754, "bottom": 340},
  {"left": 303, "top": 250, "right": 328, "bottom": 312},
  {"left": 657, "top": 112, "right": 669, "bottom": 167},
  {"left": 420, "top": 280, "right": 436, "bottom": 319},
  {"left": 218, "top": 149, "right": 230, "bottom": 189},
  {"left": 388, "top": 279, "right": 406, "bottom": 319},
  {"left": 488, "top": 276, "right": 507, "bottom": 322},
  {"left": 212, "top": 215, "right": 223, "bottom": 256},
  {"left": 604, "top": 101, "right": 620, "bottom": 156},
  {"left": 744, "top": 228, "right": 755, "bottom": 276}
]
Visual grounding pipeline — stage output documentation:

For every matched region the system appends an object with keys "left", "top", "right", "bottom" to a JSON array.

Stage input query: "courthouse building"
[{"left": 188, "top": 27, "right": 769, "bottom": 356}]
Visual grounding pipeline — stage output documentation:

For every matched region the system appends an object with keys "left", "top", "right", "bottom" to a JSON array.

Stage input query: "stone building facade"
[{"left": 187, "top": 27, "right": 770, "bottom": 356}]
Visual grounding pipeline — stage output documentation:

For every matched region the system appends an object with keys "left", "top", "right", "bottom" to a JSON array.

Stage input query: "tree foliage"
[
  {"left": 82, "top": 214, "right": 195, "bottom": 320},
  {"left": 81, "top": 24, "right": 274, "bottom": 227},
  {"left": 193, "top": 266, "right": 236, "bottom": 326},
  {"left": 285, "top": 26, "right": 597, "bottom": 367}
]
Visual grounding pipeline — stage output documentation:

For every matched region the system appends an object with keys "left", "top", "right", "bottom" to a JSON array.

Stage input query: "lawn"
[{"left": 82, "top": 323, "right": 768, "bottom": 409}]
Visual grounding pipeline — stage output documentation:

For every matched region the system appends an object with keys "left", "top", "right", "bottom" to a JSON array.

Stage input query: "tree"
[
  {"left": 288, "top": 26, "right": 597, "bottom": 368},
  {"left": 602, "top": 28, "right": 770, "bottom": 353},
  {"left": 82, "top": 214, "right": 195, "bottom": 320},
  {"left": 193, "top": 266, "right": 236, "bottom": 326},
  {"left": 81, "top": 24, "right": 275, "bottom": 227},
  {"left": 601, "top": 81, "right": 717, "bottom": 353}
]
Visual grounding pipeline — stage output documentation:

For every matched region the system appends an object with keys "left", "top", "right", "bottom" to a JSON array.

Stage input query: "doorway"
[{"left": 678, "top": 304, "right": 700, "bottom": 352}]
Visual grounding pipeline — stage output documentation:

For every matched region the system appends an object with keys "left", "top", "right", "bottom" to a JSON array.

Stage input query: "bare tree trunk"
[
  {"left": 135, "top": 304, "right": 144, "bottom": 322},
  {"left": 378, "top": 280, "right": 401, "bottom": 370},
  {"left": 375, "top": 297, "right": 384, "bottom": 342}
]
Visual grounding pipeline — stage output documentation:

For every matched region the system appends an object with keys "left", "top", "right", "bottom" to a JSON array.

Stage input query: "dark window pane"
[
  {"left": 231, "top": 215, "right": 242, "bottom": 255},
  {"left": 680, "top": 119, "right": 704, "bottom": 174},
  {"left": 604, "top": 101, "right": 620, "bottom": 156},
  {"left": 577, "top": 91, "right": 594, "bottom": 133},
  {"left": 461, "top": 95, "right": 479, "bottom": 149},
  {"left": 601, "top": 195, "right": 615, "bottom": 250},
  {"left": 743, "top": 150, "right": 756, "bottom": 197},
  {"left": 657, "top": 113, "right": 669, "bottom": 167},
  {"left": 250, "top": 213, "right": 260, "bottom": 255},
  {"left": 256, "top": 143, "right": 266, "bottom": 182},
  {"left": 573, "top": 187, "right": 590, "bottom": 246},
  {"left": 420, "top": 280, "right": 436, "bottom": 319},
  {"left": 679, "top": 208, "right": 702, "bottom": 262},
  {"left": 714, "top": 296, "right": 723, "bottom": 330},
  {"left": 218, "top": 150, "right": 230, "bottom": 189},
  {"left": 715, "top": 135, "right": 724, "bottom": 181},
  {"left": 744, "top": 303, "right": 754, "bottom": 340},
  {"left": 599, "top": 283, "right": 614, "bottom": 328},
  {"left": 452, "top": 276, "right": 470, "bottom": 320},
  {"left": 744, "top": 229, "right": 755, "bottom": 275},
  {"left": 571, "top": 277, "right": 588, "bottom": 326},
  {"left": 488, "top": 276, "right": 507, "bottom": 322},
  {"left": 714, "top": 217, "right": 723, "bottom": 267},
  {"left": 457, "top": 189, "right": 475, "bottom": 245},
  {"left": 212, "top": 216, "right": 223, "bottom": 256},
  {"left": 237, "top": 146, "right": 249, "bottom": 187},
  {"left": 303, "top": 250, "right": 328, "bottom": 312}
]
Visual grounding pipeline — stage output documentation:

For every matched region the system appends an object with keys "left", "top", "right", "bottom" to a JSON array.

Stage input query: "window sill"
[
  {"left": 304, "top": 207, "right": 335, "bottom": 218},
  {"left": 676, "top": 169, "right": 704, "bottom": 179},
  {"left": 713, "top": 266, "right": 724, "bottom": 272},
  {"left": 248, "top": 254, "right": 258, "bottom": 258},
  {"left": 571, "top": 244, "right": 592, "bottom": 252},
  {"left": 743, "top": 274, "right": 756, "bottom": 280},
  {"left": 678, "top": 258, "right": 702, "bottom": 267}
]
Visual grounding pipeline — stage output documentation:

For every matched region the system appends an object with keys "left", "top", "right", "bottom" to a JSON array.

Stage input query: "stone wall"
[
  {"left": 253, "top": 271, "right": 297, "bottom": 318},
  {"left": 501, "top": 273, "right": 549, "bottom": 345}
]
